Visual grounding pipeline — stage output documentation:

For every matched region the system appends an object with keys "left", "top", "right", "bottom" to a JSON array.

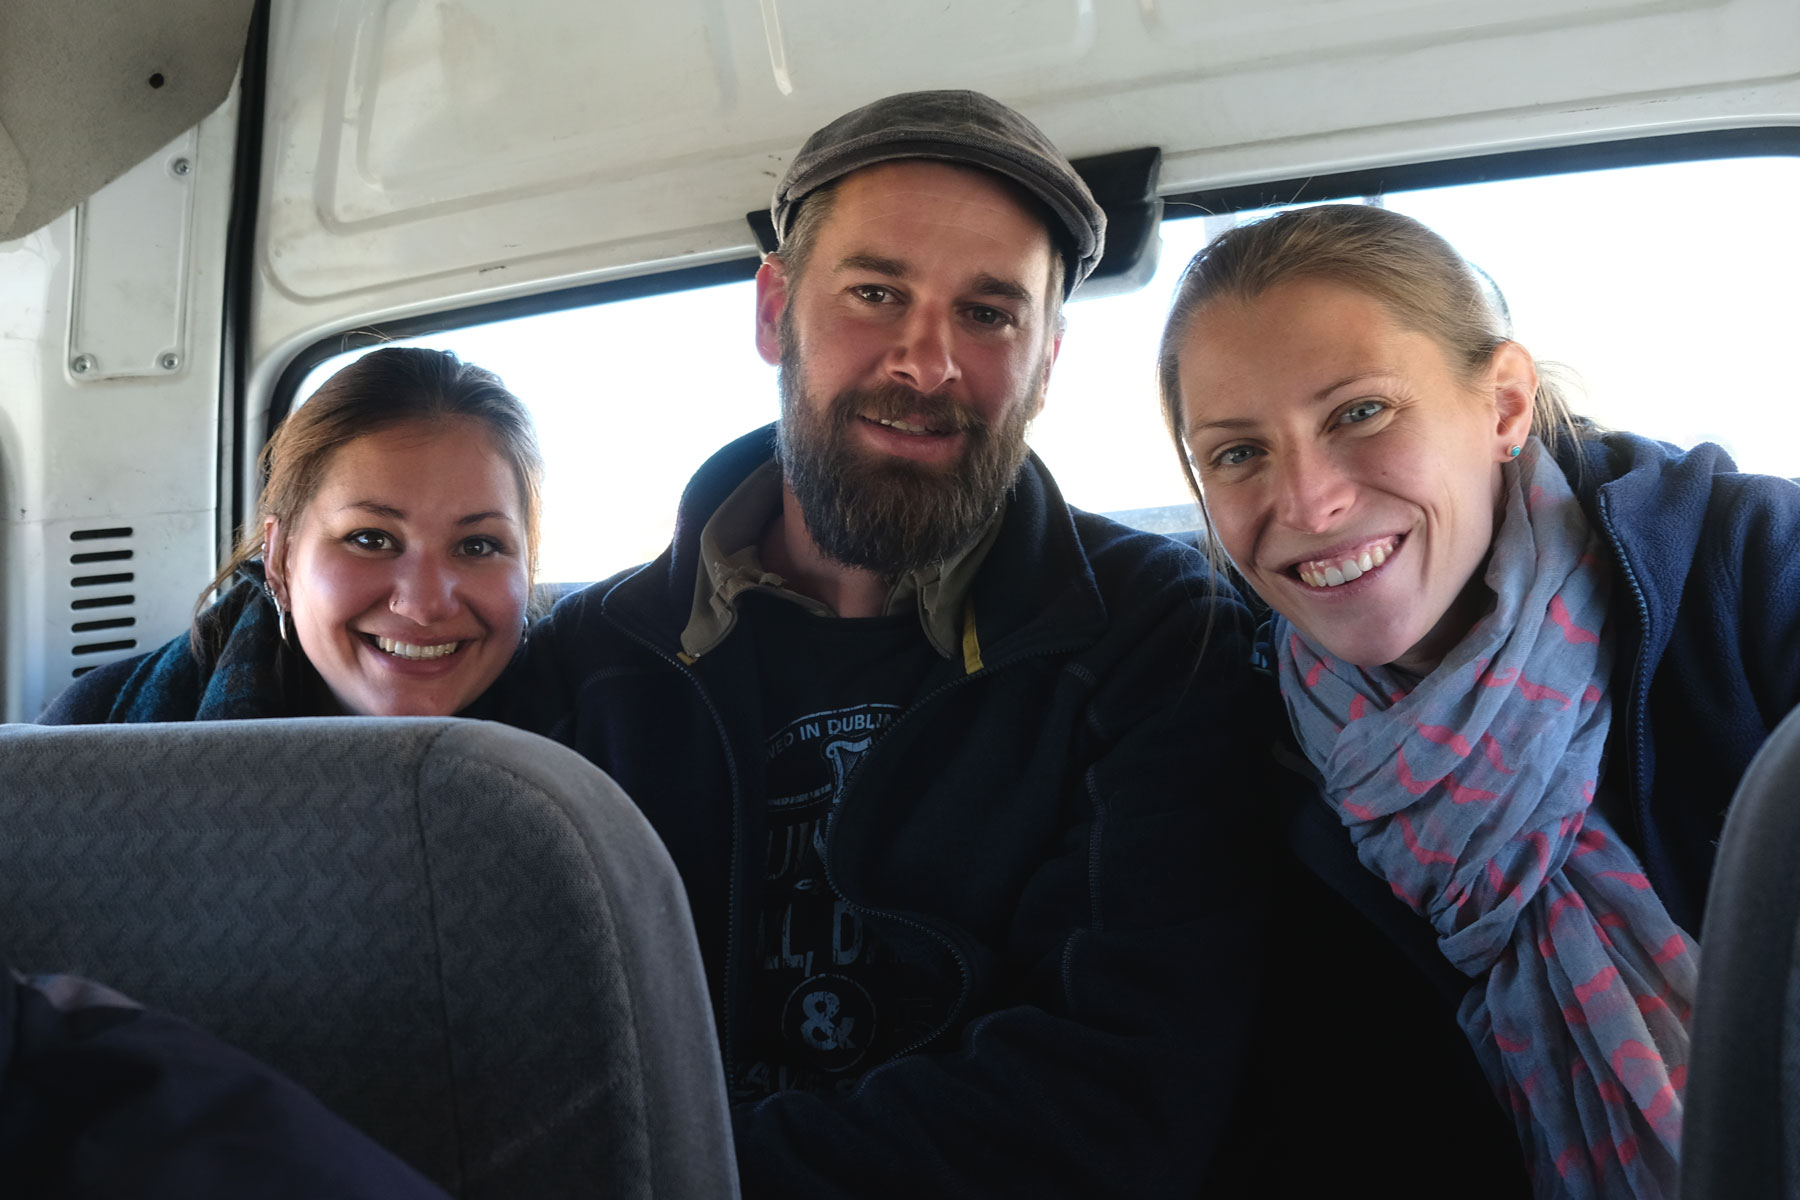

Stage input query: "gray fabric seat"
[
  {"left": 0, "top": 717, "right": 737, "bottom": 1198},
  {"left": 1682, "top": 703, "right": 1800, "bottom": 1200}
]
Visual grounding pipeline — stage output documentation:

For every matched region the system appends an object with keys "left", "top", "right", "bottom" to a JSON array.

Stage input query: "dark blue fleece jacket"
[
  {"left": 1573, "top": 429, "right": 1800, "bottom": 931},
  {"left": 511, "top": 424, "right": 1273, "bottom": 1199},
  {"left": 0, "top": 953, "right": 447, "bottom": 1198}
]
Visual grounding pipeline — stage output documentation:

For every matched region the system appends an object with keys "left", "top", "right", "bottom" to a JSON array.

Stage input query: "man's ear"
[
  {"left": 1027, "top": 315, "right": 1066, "bottom": 420},
  {"left": 1490, "top": 340, "right": 1538, "bottom": 457},
  {"left": 755, "top": 254, "right": 791, "bottom": 366},
  {"left": 262, "top": 517, "right": 289, "bottom": 602}
]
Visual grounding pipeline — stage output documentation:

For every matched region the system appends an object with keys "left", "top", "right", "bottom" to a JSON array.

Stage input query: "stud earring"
[{"left": 1508, "top": 445, "right": 1522, "bottom": 458}]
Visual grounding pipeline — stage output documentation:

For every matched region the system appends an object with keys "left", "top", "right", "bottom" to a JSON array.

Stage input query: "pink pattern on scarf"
[
  {"left": 1418, "top": 722, "right": 1474, "bottom": 755},
  {"left": 1551, "top": 595, "right": 1602, "bottom": 644},
  {"left": 1481, "top": 734, "right": 1515, "bottom": 774}
]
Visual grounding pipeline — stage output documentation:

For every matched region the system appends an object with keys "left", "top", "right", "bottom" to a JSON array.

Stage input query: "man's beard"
[{"left": 776, "top": 330, "right": 1039, "bottom": 579}]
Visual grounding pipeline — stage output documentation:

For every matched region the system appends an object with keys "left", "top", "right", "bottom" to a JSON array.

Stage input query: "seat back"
[
  {"left": 1682, "top": 703, "right": 1800, "bottom": 1200},
  {"left": 0, "top": 717, "right": 737, "bottom": 1198}
]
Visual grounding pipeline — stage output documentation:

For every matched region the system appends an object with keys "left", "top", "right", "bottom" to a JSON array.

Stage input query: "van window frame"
[
  {"left": 244, "top": 126, "right": 1800, "bottom": 571},
  {"left": 1164, "top": 127, "right": 1800, "bottom": 216}
]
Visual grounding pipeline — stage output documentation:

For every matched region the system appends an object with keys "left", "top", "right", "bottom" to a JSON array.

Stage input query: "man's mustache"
[{"left": 828, "top": 384, "right": 986, "bottom": 436}]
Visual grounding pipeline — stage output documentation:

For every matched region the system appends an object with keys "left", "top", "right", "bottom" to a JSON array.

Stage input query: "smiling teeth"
[
  {"left": 877, "top": 418, "right": 935, "bottom": 434},
  {"left": 376, "top": 637, "right": 459, "bottom": 660},
  {"left": 1298, "top": 540, "right": 1394, "bottom": 588}
]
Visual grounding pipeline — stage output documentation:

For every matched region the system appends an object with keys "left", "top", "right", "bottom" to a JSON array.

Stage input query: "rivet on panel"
[
  {"left": 159, "top": 352, "right": 181, "bottom": 371},
  {"left": 71, "top": 354, "right": 96, "bottom": 375},
  {"left": 170, "top": 157, "right": 192, "bottom": 178}
]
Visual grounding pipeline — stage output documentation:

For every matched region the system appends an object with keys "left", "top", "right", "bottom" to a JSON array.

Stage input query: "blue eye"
[
  {"left": 1213, "top": 445, "right": 1260, "bottom": 468},
  {"left": 1340, "top": 399, "right": 1385, "bottom": 424}
]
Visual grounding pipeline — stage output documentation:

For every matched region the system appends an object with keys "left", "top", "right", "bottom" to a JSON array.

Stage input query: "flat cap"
[{"left": 771, "top": 90, "right": 1106, "bottom": 296}]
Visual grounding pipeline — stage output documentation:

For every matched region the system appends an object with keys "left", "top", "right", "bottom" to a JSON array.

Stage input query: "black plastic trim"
[
  {"left": 221, "top": 0, "right": 271, "bottom": 549},
  {"left": 1072, "top": 147, "right": 1163, "bottom": 294},
  {"left": 1166, "top": 128, "right": 1800, "bottom": 218}
]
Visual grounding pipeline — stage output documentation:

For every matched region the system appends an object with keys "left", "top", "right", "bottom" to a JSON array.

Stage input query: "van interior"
[{"left": 2, "top": 1, "right": 1797, "bottom": 1192}]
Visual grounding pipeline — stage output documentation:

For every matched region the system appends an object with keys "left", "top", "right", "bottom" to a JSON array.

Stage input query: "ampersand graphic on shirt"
[
  {"left": 801, "top": 990, "right": 853, "bottom": 1050},
  {"left": 784, "top": 973, "right": 874, "bottom": 1072}
]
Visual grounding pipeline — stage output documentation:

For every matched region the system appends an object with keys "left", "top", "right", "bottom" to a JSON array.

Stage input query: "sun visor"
[{"left": 0, "top": 0, "right": 254, "bottom": 241}]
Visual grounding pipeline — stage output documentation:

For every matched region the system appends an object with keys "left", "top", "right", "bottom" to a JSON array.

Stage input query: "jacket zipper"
[
  {"left": 1594, "top": 492, "right": 1654, "bottom": 845},
  {"left": 821, "top": 640, "right": 1088, "bottom": 1058}
]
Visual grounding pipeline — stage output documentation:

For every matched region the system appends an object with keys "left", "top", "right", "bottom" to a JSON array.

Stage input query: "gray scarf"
[{"left": 1278, "top": 440, "right": 1696, "bottom": 1198}]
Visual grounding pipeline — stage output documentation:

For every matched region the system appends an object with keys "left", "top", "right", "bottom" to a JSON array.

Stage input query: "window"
[
  {"left": 293, "top": 152, "right": 1800, "bottom": 584},
  {"left": 296, "top": 283, "right": 774, "bottom": 585}
]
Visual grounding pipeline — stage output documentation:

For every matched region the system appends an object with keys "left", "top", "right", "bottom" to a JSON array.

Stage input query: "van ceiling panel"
[
  {"left": 1148, "top": 0, "right": 1667, "bottom": 67},
  {"left": 252, "top": 0, "right": 1799, "bottom": 375}
]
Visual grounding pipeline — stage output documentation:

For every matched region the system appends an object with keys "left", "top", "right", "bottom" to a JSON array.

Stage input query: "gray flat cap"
[{"left": 771, "top": 90, "right": 1106, "bottom": 296}]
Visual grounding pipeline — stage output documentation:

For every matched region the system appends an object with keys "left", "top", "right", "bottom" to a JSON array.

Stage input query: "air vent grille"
[{"left": 68, "top": 526, "right": 139, "bottom": 677}]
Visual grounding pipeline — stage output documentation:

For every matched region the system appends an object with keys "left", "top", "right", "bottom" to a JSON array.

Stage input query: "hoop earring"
[{"left": 264, "top": 582, "right": 298, "bottom": 648}]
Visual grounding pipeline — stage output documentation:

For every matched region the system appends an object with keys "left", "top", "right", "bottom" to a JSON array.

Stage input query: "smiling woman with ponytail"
[{"left": 1160, "top": 203, "right": 1800, "bottom": 1197}]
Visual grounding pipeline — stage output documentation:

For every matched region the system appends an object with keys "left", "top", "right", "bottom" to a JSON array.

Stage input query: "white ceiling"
[{"left": 249, "top": 0, "right": 1800, "bottom": 377}]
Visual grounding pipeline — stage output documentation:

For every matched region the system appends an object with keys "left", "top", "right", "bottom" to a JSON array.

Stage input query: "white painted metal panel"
[
  {"left": 0, "top": 96, "right": 236, "bottom": 720},
  {"left": 248, "top": 0, "right": 1800, "bottom": 409},
  {"left": 68, "top": 130, "right": 200, "bottom": 381}
]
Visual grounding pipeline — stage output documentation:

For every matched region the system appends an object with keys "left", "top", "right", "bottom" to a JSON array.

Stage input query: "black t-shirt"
[{"left": 732, "top": 592, "right": 957, "bottom": 1101}]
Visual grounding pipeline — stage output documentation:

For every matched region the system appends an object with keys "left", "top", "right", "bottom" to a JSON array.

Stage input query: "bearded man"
[{"left": 521, "top": 90, "right": 1268, "bottom": 1198}]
